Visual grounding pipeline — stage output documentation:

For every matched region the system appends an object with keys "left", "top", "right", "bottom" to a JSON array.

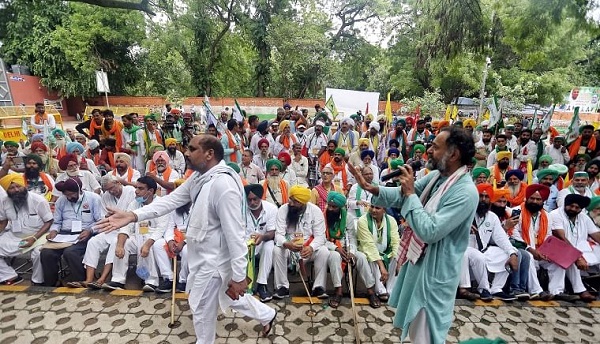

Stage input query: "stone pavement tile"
[
  {"left": 527, "top": 320, "right": 574, "bottom": 342},
  {"left": 75, "top": 330, "right": 108, "bottom": 344},
  {"left": 362, "top": 323, "right": 402, "bottom": 343},
  {"left": 101, "top": 332, "right": 139, "bottom": 344},
  {"left": 455, "top": 305, "right": 487, "bottom": 323},
  {"left": 135, "top": 333, "right": 169, "bottom": 343},
  {"left": 8, "top": 293, "right": 41, "bottom": 310},
  {"left": 169, "top": 313, "right": 195, "bottom": 339},
  {"left": 66, "top": 311, "right": 106, "bottom": 332},
  {"left": 310, "top": 322, "right": 349, "bottom": 341},
  {"left": 16, "top": 330, "right": 49, "bottom": 344},
  {"left": 564, "top": 307, "right": 597, "bottom": 324},
  {"left": 112, "top": 313, "right": 153, "bottom": 335},
  {"left": 260, "top": 335, "right": 288, "bottom": 344},
  {"left": 455, "top": 322, "right": 513, "bottom": 343},
  {"left": 73, "top": 297, "right": 106, "bottom": 314},
  {"left": 573, "top": 324, "right": 599, "bottom": 343},
  {"left": 138, "top": 313, "right": 174, "bottom": 335}
]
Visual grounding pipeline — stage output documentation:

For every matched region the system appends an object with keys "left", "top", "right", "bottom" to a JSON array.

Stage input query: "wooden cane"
[
  {"left": 170, "top": 255, "right": 177, "bottom": 326},
  {"left": 346, "top": 236, "right": 361, "bottom": 343}
]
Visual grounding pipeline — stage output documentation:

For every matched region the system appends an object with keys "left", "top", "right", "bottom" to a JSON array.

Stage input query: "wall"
[{"left": 7, "top": 73, "right": 69, "bottom": 116}]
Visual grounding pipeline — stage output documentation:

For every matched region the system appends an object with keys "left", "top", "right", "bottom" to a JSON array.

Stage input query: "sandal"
[
  {"left": 66, "top": 281, "right": 86, "bottom": 288},
  {"left": 378, "top": 293, "right": 389, "bottom": 302},
  {"left": 262, "top": 311, "right": 277, "bottom": 337},
  {"left": 368, "top": 293, "right": 381, "bottom": 309},
  {"left": 328, "top": 294, "right": 342, "bottom": 308},
  {"left": 87, "top": 281, "right": 103, "bottom": 290}
]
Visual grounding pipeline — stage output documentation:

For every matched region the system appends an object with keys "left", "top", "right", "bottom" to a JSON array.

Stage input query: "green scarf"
[
  {"left": 123, "top": 125, "right": 141, "bottom": 152},
  {"left": 367, "top": 213, "right": 392, "bottom": 268},
  {"left": 327, "top": 208, "right": 347, "bottom": 240}
]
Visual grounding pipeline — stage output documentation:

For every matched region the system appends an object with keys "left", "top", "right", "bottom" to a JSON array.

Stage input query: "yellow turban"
[
  {"left": 0, "top": 174, "right": 25, "bottom": 191},
  {"left": 289, "top": 185, "right": 311, "bottom": 204},
  {"left": 174, "top": 178, "right": 186, "bottom": 188},
  {"left": 463, "top": 119, "right": 476, "bottom": 128},
  {"left": 279, "top": 120, "right": 290, "bottom": 132},
  {"left": 358, "top": 138, "right": 369, "bottom": 146},
  {"left": 165, "top": 138, "right": 178, "bottom": 147},
  {"left": 496, "top": 151, "right": 512, "bottom": 161}
]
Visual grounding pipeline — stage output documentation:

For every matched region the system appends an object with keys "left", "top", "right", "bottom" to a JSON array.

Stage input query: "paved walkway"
[{"left": 1, "top": 286, "right": 600, "bottom": 344}]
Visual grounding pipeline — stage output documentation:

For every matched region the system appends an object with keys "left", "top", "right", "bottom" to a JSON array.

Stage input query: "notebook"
[{"left": 538, "top": 236, "right": 582, "bottom": 269}]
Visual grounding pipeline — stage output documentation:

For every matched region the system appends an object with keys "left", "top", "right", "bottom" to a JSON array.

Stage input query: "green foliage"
[{"left": 400, "top": 89, "right": 446, "bottom": 117}]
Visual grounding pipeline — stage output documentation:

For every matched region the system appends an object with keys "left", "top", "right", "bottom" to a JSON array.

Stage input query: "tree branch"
[{"left": 66, "top": 0, "right": 156, "bottom": 15}]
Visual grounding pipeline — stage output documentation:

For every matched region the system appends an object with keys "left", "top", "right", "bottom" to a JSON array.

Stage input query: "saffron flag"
[
  {"left": 444, "top": 105, "right": 451, "bottom": 121},
  {"left": 451, "top": 105, "right": 459, "bottom": 120},
  {"left": 565, "top": 107, "right": 581, "bottom": 145}
]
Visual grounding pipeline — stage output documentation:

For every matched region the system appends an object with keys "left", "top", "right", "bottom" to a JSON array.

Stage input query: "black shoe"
[
  {"left": 102, "top": 281, "right": 124, "bottom": 291},
  {"left": 0, "top": 275, "right": 24, "bottom": 285},
  {"left": 554, "top": 292, "right": 579, "bottom": 302},
  {"left": 156, "top": 280, "right": 173, "bottom": 293},
  {"left": 142, "top": 284, "right": 157, "bottom": 292},
  {"left": 273, "top": 287, "right": 290, "bottom": 299},
  {"left": 479, "top": 289, "right": 493, "bottom": 302},
  {"left": 176, "top": 282, "right": 186, "bottom": 293},
  {"left": 513, "top": 289, "right": 530, "bottom": 300},
  {"left": 493, "top": 291, "right": 517, "bottom": 301},
  {"left": 311, "top": 287, "right": 329, "bottom": 299},
  {"left": 256, "top": 284, "right": 272, "bottom": 302}
]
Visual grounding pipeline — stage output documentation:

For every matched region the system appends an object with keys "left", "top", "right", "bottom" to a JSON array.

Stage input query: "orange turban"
[
  {"left": 438, "top": 120, "right": 450, "bottom": 129},
  {"left": 476, "top": 183, "right": 494, "bottom": 198},
  {"left": 491, "top": 189, "right": 511, "bottom": 203}
]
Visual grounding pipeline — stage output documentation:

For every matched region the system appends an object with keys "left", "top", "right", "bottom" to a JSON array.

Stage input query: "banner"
[
  {"left": 563, "top": 87, "right": 600, "bottom": 113},
  {"left": 325, "top": 88, "right": 380, "bottom": 120},
  {"left": 95, "top": 70, "right": 110, "bottom": 93}
]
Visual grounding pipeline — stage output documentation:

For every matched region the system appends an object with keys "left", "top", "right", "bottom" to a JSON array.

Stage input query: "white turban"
[
  {"left": 369, "top": 122, "right": 380, "bottom": 131},
  {"left": 341, "top": 117, "right": 355, "bottom": 127}
]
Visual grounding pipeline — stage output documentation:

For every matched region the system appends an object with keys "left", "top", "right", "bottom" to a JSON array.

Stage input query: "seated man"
[
  {"left": 0, "top": 175, "right": 53, "bottom": 285},
  {"left": 146, "top": 151, "right": 180, "bottom": 196},
  {"left": 324, "top": 192, "right": 357, "bottom": 308},
  {"left": 54, "top": 153, "right": 101, "bottom": 197},
  {"left": 310, "top": 165, "right": 343, "bottom": 212},
  {"left": 272, "top": 185, "right": 329, "bottom": 299},
  {"left": 262, "top": 159, "right": 289, "bottom": 208},
  {"left": 110, "top": 153, "right": 141, "bottom": 186},
  {"left": 103, "top": 177, "right": 169, "bottom": 291},
  {"left": 504, "top": 170, "right": 527, "bottom": 207},
  {"left": 356, "top": 204, "right": 399, "bottom": 305},
  {"left": 348, "top": 166, "right": 376, "bottom": 218},
  {"left": 41, "top": 177, "right": 103, "bottom": 286},
  {"left": 546, "top": 194, "right": 599, "bottom": 302},
  {"left": 77, "top": 174, "right": 136, "bottom": 289}
]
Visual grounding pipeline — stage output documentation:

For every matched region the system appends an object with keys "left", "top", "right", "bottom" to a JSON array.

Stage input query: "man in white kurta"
[
  {"left": 556, "top": 171, "right": 594, "bottom": 209},
  {"left": 347, "top": 165, "right": 376, "bottom": 218}
]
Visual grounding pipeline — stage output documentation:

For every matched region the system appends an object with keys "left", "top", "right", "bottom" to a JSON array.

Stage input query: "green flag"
[
  {"left": 540, "top": 105, "right": 555, "bottom": 133},
  {"left": 232, "top": 99, "right": 244, "bottom": 122},
  {"left": 488, "top": 96, "right": 502, "bottom": 128},
  {"left": 565, "top": 107, "right": 581, "bottom": 145},
  {"left": 325, "top": 95, "right": 339, "bottom": 120}
]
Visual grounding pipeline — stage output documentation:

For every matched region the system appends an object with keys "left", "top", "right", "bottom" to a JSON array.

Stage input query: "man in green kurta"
[{"left": 349, "top": 126, "right": 478, "bottom": 344}]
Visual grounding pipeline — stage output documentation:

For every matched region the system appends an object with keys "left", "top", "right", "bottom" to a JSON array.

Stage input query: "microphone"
[{"left": 380, "top": 168, "right": 405, "bottom": 182}]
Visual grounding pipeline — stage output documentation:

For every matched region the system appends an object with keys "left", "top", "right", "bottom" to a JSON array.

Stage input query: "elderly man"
[
  {"left": 1, "top": 141, "right": 25, "bottom": 165},
  {"left": 30, "top": 141, "right": 59, "bottom": 178},
  {"left": 349, "top": 126, "right": 478, "bottom": 343},
  {"left": 0, "top": 175, "right": 53, "bottom": 285},
  {"left": 349, "top": 138, "right": 371, "bottom": 167},
  {"left": 54, "top": 154, "right": 101, "bottom": 197},
  {"left": 250, "top": 120, "right": 275, "bottom": 156},
  {"left": 489, "top": 150, "right": 513, "bottom": 187},
  {"left": 261, "top": 159, "right": 289, "bottom": 208},
  {"left": 504, "top": 170, "right": 527, "bottom": 207},
  {"left": 364, "top": 121, "right": 382, "bottom": 161},
  {"left": 472, "top": 167, "right": 490, "bottom": 185},
  {"left": 332, "top": 117, "right": 358, "bottom": 154},
  {"left": 0, "top": 154, "right": 55, "bottom": 201},
  {"left": 290, "top": 143, "right": 309, "bottom": 187},
  {"left": 242, "top": 184, "right": 278, "bottom": 302},
  {"left": 274, "top": 120, "right": 298, "bottom": 155},
  {"left": 533, "top": 155, "right": 553, "bottom": 180},
  {"left": 277, "top": 151, "right": 297, "bottom": 186},
  {"left": 253, "top": 138, "right": 271, "bottom": 173},
  {"left": 567, "top": 124, "right": 599, "bottom": 160},
  {"left": 165, "top": 138, "right": 186, "bottom": 175},
  {"left": 147, "top": 151, "right": 180, "bottom": 196},
  {"left": 348, "top": 166, "right": 376, "bottom": 218},
  {"left": 221, "top": 119, "right": 243, "bottom": 164},
  {"left": 272, "top": 185, "right": 329, "bottom": 299},
  {"left": 240, "top": 149, "right": 265, "bottom": 184},
  {"left": 66, "top": 142, "right": 101, "bottom": 178},
  {"left": 304, "top": 120, "right": 328, "bottom": 161},
  {"left": 102, "top": 177, "right": 169, "bottom": 291},
  {"left": 557, "top": 171, "right": 594, "bottom": 208},
  {"left": 359, "top": 149, "right": 380, "bottom": 182},
  {"left": 110, "top": 153, "right": 141, "bottom": 186},
  {"left": 326, "top": 148, "right": 353, "bottom": 193},
  {"left": 310, "top": 165, "right": 343, "bottom": 212},
  {"left": 41, "top": 177, "right": 103, "bottom": 286},
  {"left": 544, "top": 194, "right": 599, "bottom": 302},
  {"left": 536, "top": 169, "right": 560, "bottom": 212},
  {"left": 77, "top": 174, "right": 136, "bottom": 289}
]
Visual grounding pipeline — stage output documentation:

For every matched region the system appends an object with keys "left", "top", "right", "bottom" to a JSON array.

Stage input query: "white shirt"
[
  {"left": 0, "top": 192, "right": 53, "bottom": 237},
  {"left": 304, "top": 132, "right": 328, "bottom": 158},
  {"left": 544, "top": 145, "right": 570, "bottom": 166},
  {"left": 556, "top": 186, "right": 594, "bottom": 210},
  {"left": 30, "top": 113, "right": 56, "bottom": 131},
  {"left": 244, "top": 201, "right": 277, "bottom": 239},
  {"left": 101, "top": 185, "right": 136, "bottom": 214},
  {"left": 290, "top": 155, "right": 309, "bottom": 186},
  {"left": 275, "top": 202, "right": 326, "bottom": 250},
  {"left": 239, "top": 162, "right": 264, "bottom": 184},
  {"left": 511, "top": 205, "right": 545, "bottom": 249},
  {"left": 120, "top": 197, "right": 169, "bottom": 242},
  {"left": 111, "top": 168, "right": 141, "bottom": 184},
  {"left": 347, "top": 183, "right": 373, "bottom": 218},
  {"left": 549, "top": 208, "right": 599, "bottom": 254},
  {"left": 167, "top": 149, "right": 186, "bottom": 175}
]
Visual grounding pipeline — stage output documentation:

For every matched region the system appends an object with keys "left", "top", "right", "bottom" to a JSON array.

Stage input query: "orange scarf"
[
  {"left": 184, "top": 169, "right": 194, "bottom": 179},
  {"left": 568, "top": 136, "right": 597, "bottom": 160},
  {"left": 89, "top": 119, "right": 103, "bottom": 138},
  {"left": 279, "top": 134, "right": 298, "bottom": 149},
  {"left": 505, "top": 182, "right": 527, "bottom": 206},
  {"left": 520, "top": 204, "right": 548, "bottom": 248},
  {"left": 152, "top": 167, "right": 173, "bottom": 194},
  {"left": 86, "top": 150, "right": 100, "bottom": 166},
  {"left": 105, "top": 151, "right": 115, "bottom": 168},
  {"left": 262, "top": 179, "right": 289, "bottom": 204},
  {"left": 34, "top": 113, "right": 48, "bottom": 124},
  {"left": 113, "top": 167, "right": 134, "bottom": 182},
  {"left": 101, "top": 121, "right": 124, "bottom": 152},
  {"left": 493, "top": 165, "right": 511, "bottom": 184},
  {"left": 55, "top": 145, "right": 67, "bottom": 161},
  {"left": 319, "top": 151, "right": 333, "bottom": 171},
  {"left": 329, "top": 161, "right": 348, "bottom": 190},
  {"left": 226, "top": 130, "right": 239, "bottom": 163}
]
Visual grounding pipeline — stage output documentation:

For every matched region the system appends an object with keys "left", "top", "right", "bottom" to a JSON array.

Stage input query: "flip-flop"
[
  {"left": 66, "top": 281, "right": 85, "bottom": 288},
  {"left": 378, "top": 293, "right": 389, "bottom": 302},
  {"left": 87, "top": 281, "right": 103, "bottom": 290},
  {"left": 328, "top": 294, "right": 342, "bottom": 308},
  {"left": 262, "top": 311, "right": 277, "bottom": 338}
]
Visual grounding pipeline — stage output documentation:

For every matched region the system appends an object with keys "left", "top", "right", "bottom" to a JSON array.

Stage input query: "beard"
[
  {"left": 55, "top": 139, "right": 66, "bottom": 147},
  {"left": 326, "top": 209, "right": 341, "bottom": 229},
  {"left": 267, "top": 175, "right": 281, "bottom": 190},
  {"left": 24, "top": 167, "right": 40, "bottom": 179},
  {"left": 287, "top": 205, "right": 303, "bottom": 226},
  {"left": 574, "top": 185, "right": 587, "bottom": 193},
  {"left": 482, "top": 138, "right": 491, "bottom": 144},
  {"left": 520, "top": 138, "right": 530, "bottom": 145},
  {"left": 589, "top": 170, "right": 599, "bottom": 179},
  {"left": 490, "top": 204, "right": 507, "bottom": 219},
  {"left": 66, "top": 169, "right": 79, "bottom": 177},
  {"left": 8, "top": 188, "right": 28, "bottom": 208},
  {"left": 426, "top": 148, "right": 452, "bottom": 173},
  {"left": 508, "top": 183, "right": 521, "bottom": 197},
  {"left": 498, "top": 161, "right": 510, "bottom": 170},
  {"left": 476, "top": 201, "right": 489, "bottom": 217},
  {"left": 525, "top": 202, "right": 544, "bottom": 213},
  {"left": 168, "top": 147, "right": 177, "bottom": 155},
  {"left": 565, "top": 209, "right": 581, "bottom": 218}
]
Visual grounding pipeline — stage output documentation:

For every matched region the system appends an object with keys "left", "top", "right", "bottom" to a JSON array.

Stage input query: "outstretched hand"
[
  {"left": 95, "top": 207, "right": 136, "bottom": 233},
  {"left": 347, "top": 163, "right": 379, "bottom": 196}
]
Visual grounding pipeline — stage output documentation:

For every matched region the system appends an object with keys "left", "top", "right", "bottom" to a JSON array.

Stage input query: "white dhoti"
[
  {"left": 541, "top": 261, "right": 587, "bottom": 295},
  {"left": 111, "top": 235, "right": 159, "bottom": 286},
  {"left": 82, "top": 231, "right": 118, "bottom": 268},
  {"left": 0, "top": 231, "right": 43, "bottom": 284},
  {"left": 273, "top": 245, "right": 329, "bottom": 290},
  {"left": 189, "top": 275, "right": 275, "bottom": 344},
  {"left": 459, "top": 247, "right": 491, "bottom": 293},
  {"left": 352, "top": 251, "right": 375, "bottom": 289},
  {"left": 407, "top": 308, "right": 431, "bottom": 344},
  {"left": 153, "top": 238, "right": 190, "bottom": 282}
]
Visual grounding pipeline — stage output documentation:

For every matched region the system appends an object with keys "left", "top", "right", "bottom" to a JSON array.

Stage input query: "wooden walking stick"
[{"left": 168, "top": 255, "right": 181, "bottom": 328}]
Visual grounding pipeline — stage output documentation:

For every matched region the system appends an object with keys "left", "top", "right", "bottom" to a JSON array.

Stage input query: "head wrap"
[
  {"left": 505, "top": 124, "right": 515, "bottom": 129},
  {"left": 586, "top": 159, "right": 600, "bottom": 171},
  {"left": 289, "top": 185, "right": 311, "bottom": 204},
  {"left": 3, "top": 141, "right": 18, "bottom": 148},
  {"left": 244, "top": 184, "right": 264, "bottom": 198},
  {"left": 369, "top": 122, "right": 380, "bottom": 132},
  {"left": 340, "top": 117, "right": 355, "bottom": 127},
  {"left": 144, "top": 114, "right": 158, "bottom": 122},
  {"left": 0, "top": 174, "right": 25, "bottom": 191},
  {"left": 66, "top": 142, "right": 85, "bottom": 154},
  {"left": 587, "top": 196, "right": 600, "bottom": 211},
  {"left": 257, "top": 138, "right": 270, "bottom": 148},
  {"left": 333, "top": 148, "right": 346, "bottom": 157},
  {"left": 538, "top": 155, "right": 553, "bottom": 164},
  {"left": 165, "top": 138, "right": 178, "bottom": 147},
  {"left": 431, "top": 120, "right": 440, "bottom": 127},
  {"left": 481, "top": 120, "right": 490, "bottom": 126},
  {"left": 88, "top": 140, "right": 100, "bottom": 150},
  {"left": 52, "top": 128, "right": 65, "bottom": 138},
  {"left": 580, "top": 124, "right": 595, "bottom": 133},
  {"left": 266, "top": 159, "right": 283, "bottom": 171},
  {"left": 491, "top": 188, "right": 511, "bottom": 203},
  {"left": 114, "top": 152, "right": 131, "bottom": 165},
  {"left": 536, "top": 169, "right": 558, "bottom": 181},
  {"left": 476, "top": 183, "right": 494, "bottom": 198},
  {"left": 31, "top": 134, "right": 44, "bottom": 142},
  {"left": 277, "top": 151, "right": 292, "bottom": 166},
  {"left": 152, "top": 151, "right": 170, "bottom": 164},
  {"left": 405, "top": 117, "right": 414, "bottom": 125},
  {"left": 283, "top": 103, "right": 291, "bottom": 109},
  {"left": 297, "top": 124, "right": 306, "bottom": 129},
  {"left": 55, "top": 176, "right": 82, "bottom": 193},
  {"left": 472, "top": 167, "right": 490, "bottom": 179},
  {"left": 565, "top": 194, "right": 591, "bottom": 209},
  {"left": 315, "top": 120, "right": 325, "bottom": 127},
  {"left": 463, "top": 119, "right": 476, "bottom": 128},
  {"left": 358, "top": 138, "right": 370, "bottom": 147},
  {"left": 30, "top": 142, "right": 47, "bottom": 152},
  {"left": 548, "top": 163, "right": 568, "bottom": 176},
  {"left": 361, "top": 150, "right": 375, "bottom": 160},
  {"left": 227, "top": 162, "right": 240, "bottom": 173},
  {"left": 574, "top": 171, "right": 589, "bottom": 179},
  {"left": 413, "top": 144, "right": 426, "bottom": 154},
  {"left": 25, "top": 154, "right": 44, "bottom": 169},
  {"left": 388, "top": 148, "right": 400, "bottom": 157},
  {"left": 576, "top": 154, "right": 591, "bottom": 162},
  {"left": 506, "top": 169, "right": 524, "bottom": 181},
  {"left": 454, "top": 121, "right": 463, "bottom": 127},
  {"left": 496, "top": 151, "right": 512, "bottom": 161},
  {"left": 278, "top": 120, "right": 290, "bottom": 132},
  {"left": 390, "top": 159, "right": 404, "bottom": 170},
  {"left": 257, "top": 120, "right": 269, "bottom": 133},
  {"left": 58, "top": 153, "right": 78, "bottom": 171},
  {"left": 438, "top": 120, "right": 450, "bottom": 128},
  {"left": 525, "top": 184, "right": 550, "bottom": 201},
  {"left": 365, "top": 113, "right": 374, "bottom": 121},
  {"left": 396, "top": 118, "right": 406, "bottom": 126},
  {"left": 327, "top": 191, "right": 347, "bottom": 207}
]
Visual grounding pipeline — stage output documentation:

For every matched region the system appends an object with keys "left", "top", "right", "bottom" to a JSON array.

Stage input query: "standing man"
[
  {"left": 120, "top": 114, "right": 145, "bottom": 173},
  {"left": 349, "top": 126, "right": 478, "bottom": 344},
  {"left": 31, "top": 102, "right": 56, "bottom": 133},
  {"left": 96, "top": 135, "right": 276, "bottom": 343}
]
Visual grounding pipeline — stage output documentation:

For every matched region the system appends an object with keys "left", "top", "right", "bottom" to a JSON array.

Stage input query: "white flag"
[
  {"left": 232, "top": 99, "right": 244, "bottom": 122},
  {"left": 565, "top": 107, "right": 581, "bottom": 145},
  {"left": 487, "top": 96, "right": 501, "bottom": 128},
  {"left": 203, "top": 96, "right": 218, "bottom": 126},
  {"left": 540, "top": 105, "right": 555, "bottom": 133}
]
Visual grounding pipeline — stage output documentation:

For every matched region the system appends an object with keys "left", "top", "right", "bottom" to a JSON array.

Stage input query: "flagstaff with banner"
[
  {"left": 565, "top": 107, "right": 581, "bottom": 144},
  {"left": 95, "top": 69, "right": 110, "bottom": 108}
]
